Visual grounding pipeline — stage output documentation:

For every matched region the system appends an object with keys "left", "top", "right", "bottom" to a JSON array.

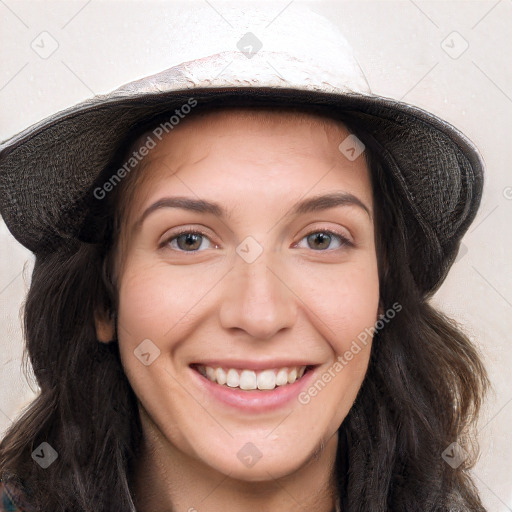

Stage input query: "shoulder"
[{"left": 0, "top": 479, "right": 30, "bottom": 512}]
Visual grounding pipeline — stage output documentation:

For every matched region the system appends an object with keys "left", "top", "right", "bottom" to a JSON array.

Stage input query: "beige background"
[{"left": 1, "top": 0, "right": 511, "bottom": 509}]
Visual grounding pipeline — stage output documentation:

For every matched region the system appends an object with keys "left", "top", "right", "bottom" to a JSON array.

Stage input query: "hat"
[{"left": 0, "top": 4, "right": 483, "bottom": 296}]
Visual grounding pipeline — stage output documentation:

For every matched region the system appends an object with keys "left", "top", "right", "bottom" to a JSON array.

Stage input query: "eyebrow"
[{"left": 133, "top": 191, "right": 372, "bottom": 231}]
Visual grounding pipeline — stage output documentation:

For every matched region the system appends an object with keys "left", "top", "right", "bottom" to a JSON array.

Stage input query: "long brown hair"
[{"left": 0, "top": 102, "right": 489, "bottom": 511}]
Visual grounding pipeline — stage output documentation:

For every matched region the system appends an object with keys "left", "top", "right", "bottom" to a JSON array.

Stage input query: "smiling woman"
[
  {"left": 0, "top": 5, "right": 490, "bottom": 512},
  {"left": 94, "top": 107, "right": 381, "bottom": 511},
  {"left": 0, "top": 100, "right": 489, "bottom": 511}
]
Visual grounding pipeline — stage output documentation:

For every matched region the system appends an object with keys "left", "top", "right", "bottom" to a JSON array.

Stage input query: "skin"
[{"left": 96, "top": 108, "right": 381, "bottom": 512}]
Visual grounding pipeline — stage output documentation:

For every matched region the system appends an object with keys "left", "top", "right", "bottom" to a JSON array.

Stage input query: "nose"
[{"left": 218, "top": 247, "right": 298, "bottom": 340}]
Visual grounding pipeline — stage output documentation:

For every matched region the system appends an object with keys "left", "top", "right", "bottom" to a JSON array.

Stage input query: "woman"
[{"left": 0, "top": 5, "right": 488, "bottom": 512}]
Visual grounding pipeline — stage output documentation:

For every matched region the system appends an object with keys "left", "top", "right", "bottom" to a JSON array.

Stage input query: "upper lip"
[{"left": 190, "top": 360, "right": 319, "bottom": 371}]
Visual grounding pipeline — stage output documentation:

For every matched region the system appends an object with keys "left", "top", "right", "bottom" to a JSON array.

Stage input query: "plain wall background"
[{"left": 0, "top": 0, "right": 511, "bottom": 509}]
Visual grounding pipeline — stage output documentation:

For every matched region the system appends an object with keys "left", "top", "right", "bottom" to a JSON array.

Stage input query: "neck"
[{"left": 132, "top": 407, "right": 340, "bottom": 512}]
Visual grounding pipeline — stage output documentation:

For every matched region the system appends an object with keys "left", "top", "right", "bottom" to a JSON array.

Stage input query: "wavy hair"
[{"left": 0, "top": 101, "right": 489, "bottom": 511}]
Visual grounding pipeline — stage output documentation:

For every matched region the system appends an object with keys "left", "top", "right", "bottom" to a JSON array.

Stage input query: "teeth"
[
  {"left": 196, "top": 365, "right": 308, "bottom": 390},
  {"left": 257, "top": 370, "right": 275, "bottom": 390},
  {"left": 240, "top": 370, "right": 257, "bottom": 390},
  {"left": 215, "top": 367, "right": 227, "bottom": 385},
  {"left": 276, "top": 369, "right": 288, "bottom": 386},
  {"left": 226, "top": 369, "right": 239, "bottom": 387}
]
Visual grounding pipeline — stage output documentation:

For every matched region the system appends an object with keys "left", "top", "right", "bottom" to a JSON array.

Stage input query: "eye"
[
  {"left": 296, "top": 230, "right": 353, "bottom": 251},
  {"left": 161, "top": 229, "right": 216, "bottom": 252},
  {"left": 161, "top": 228, "right": 353, "bottom": 253}
]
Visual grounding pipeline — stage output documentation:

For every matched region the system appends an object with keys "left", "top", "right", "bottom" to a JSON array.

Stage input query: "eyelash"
[{"left": 160, "top": 227, "right": 354, "bottom": 253}]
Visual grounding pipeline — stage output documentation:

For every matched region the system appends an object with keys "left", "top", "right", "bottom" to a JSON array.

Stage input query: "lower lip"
[{"left": 189, "top": 366, "right": 317, "bottom": 413}]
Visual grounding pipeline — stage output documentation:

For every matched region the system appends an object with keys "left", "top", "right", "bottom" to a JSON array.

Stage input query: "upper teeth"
[{"left": 196, "top": 365, "right": 307, "bottom": 390}]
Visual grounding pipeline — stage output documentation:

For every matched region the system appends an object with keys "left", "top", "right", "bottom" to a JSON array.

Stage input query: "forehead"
[
  {"left": 145, "top": 107, "right": 353, "bottom": 158},
  {"left": 118, "top": 107, "right": 373, "bottom": 229},
  {"left": 132, "top": 107, "right": 368, "bottom": 178}
]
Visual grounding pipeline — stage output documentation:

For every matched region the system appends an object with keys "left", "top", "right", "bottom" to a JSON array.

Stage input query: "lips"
[{"left": 189, "top": 362, "right": 318, "bottom": 412}]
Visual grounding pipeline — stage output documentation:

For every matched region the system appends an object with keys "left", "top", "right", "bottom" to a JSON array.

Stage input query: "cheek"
[
  {"left": 294, "top": 255, "right": 380, "bottom": 354},
  {"left": 299, "top": 261, "right": 378, "bottom": 424},
  {"left": 114, "top": 261, "right": 201, "bottom": 401},
  {"left": 115, "top": 257, "right": 204, "bottom": 341}
]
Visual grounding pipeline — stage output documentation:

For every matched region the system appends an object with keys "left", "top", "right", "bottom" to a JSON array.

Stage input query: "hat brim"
[{"left": 0, "top": 86, "right": 483, "bottom": 295}]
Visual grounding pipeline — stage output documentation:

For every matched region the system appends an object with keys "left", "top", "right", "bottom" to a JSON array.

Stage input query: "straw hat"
[{"left": 0, "top": 3, "right": 483, "bottom": 295}]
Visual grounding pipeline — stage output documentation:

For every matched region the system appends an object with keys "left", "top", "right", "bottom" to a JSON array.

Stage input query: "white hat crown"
[{"left": 112, "top": 4, "right": 370, "bottom": 98}]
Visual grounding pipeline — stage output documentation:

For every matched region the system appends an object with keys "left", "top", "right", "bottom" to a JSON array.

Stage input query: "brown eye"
[
  {"left": 162, "top": 230, "right": 215, "bottom": 252},
  {"left": 298, "top": 230, "right": 353, "bottom": 251},
  {"left": 176, "top": 233, "right": 203, "bottom": 251},
  {"left": 307, "top": 232, "right": 331, "bottom": 250}
]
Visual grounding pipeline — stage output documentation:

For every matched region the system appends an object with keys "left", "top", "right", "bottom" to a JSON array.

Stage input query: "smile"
[
  {"left": 194, "top": 365, "right": 308, "bottom": 390},
  {"left": 189, "top": 361, "right": 318, "bottom": 412}
]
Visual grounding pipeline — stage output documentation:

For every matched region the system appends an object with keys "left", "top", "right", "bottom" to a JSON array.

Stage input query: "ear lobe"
[{"left": 95, "top": 309, "right": 115, "bottom": 343}]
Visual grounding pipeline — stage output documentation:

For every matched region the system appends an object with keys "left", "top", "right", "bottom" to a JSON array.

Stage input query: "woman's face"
[{"left": 97, "top": 108, "right": 380, "bottom": 481}]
